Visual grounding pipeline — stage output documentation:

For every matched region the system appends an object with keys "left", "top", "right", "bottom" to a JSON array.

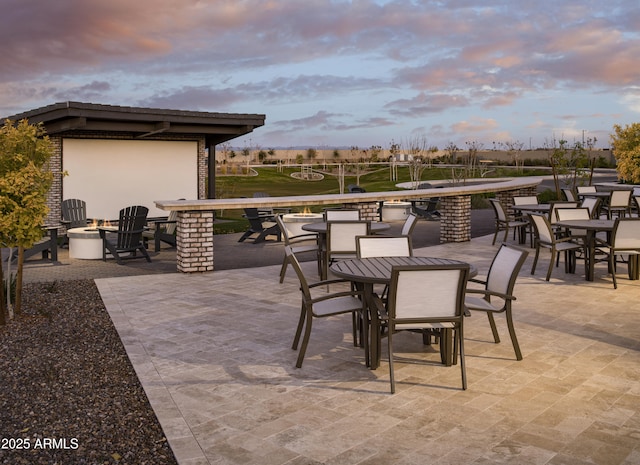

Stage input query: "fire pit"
[
  {"left": 281, "top": 212, "right": 324, "bottom": 237},
  {"left": 67, "top": 226, "right": 117, "bottom": 259},
  {"left": 381, "top": 201, "right": 412, "bottom": 222}
]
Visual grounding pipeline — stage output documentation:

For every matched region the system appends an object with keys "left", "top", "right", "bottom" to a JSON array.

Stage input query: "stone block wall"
[
  {"left": 440, "top": 195, "right": 471, "bottom": 243},
  {"left": 495, "top": 186, "right": 538, "bottom": 215},
  {"left": 343, "top": 201, "right": 380, "bottom": 221},
  {"left": 176, "top": 211, "right": 214, "bottom": 272},
  {"left": 46, "top": 135, "right": 63, "bottom": 226}
]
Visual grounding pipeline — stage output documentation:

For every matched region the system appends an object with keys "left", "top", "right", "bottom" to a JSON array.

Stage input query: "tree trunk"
[
  {"left": 0, "top": 259, "right": 6, "bottom": 325},
  {"left": 15, "top": 246, "right": 24, "bottom": 315}
]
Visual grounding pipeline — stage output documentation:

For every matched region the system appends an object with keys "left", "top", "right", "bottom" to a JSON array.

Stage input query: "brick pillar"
[
  {"left": 176, "top": 210, "right": 214, "bottom": 272},
  {"left": 440, "top": 195, "right": 471, "bottom": 243},
  {"left": 496, "top": 187, "right": 538, "bottom": 216},
  {"left": 344, "top": 201, "right": 380, "bottom": 221}
]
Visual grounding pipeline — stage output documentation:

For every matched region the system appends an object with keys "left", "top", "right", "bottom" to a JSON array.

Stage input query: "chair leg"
[
  {"left": 610, "top": 255, "right": 618, "bottom": 289},
  {"left": 279, "top": 257, "right": 288, "bottom": 283},
  {"left": 505, "top": 308, "right": 523, "bottom": 360},
  {"left": 292, "top": 306, "right": 306, "bottom": 350},
  {"left": 545, "top": 249, "right": 555, "bottom": 281},
  {"left": 531, "top": 246, "right": 540, "bottom": 275},
  {"left": 138, "top": 245, "right": 152, "bottom": 263},
  {"left": 458, "top": 326, "right": 467, "bottom": 390},
  {"left": 486, "top": 312, "right": 500, "bottom": 343},
  {"left": 387, "top": 328, "right": 395, "bottom": 394},
  {"left": 295, "top": 309, "right": 313, "bottom": 368}
]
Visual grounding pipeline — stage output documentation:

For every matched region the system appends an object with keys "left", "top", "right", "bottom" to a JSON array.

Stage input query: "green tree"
[
  {"left": 611, "top": 123, "right": 640, "bottom": 183},
  {"left": 0, "top": 119, "right": 54, "bottom": 322}
]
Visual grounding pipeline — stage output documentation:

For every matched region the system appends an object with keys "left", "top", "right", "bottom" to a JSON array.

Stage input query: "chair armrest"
[
  {"left": 370, "top": 294, "right": 389, "bottom": 321},
  {"left": 593, "top": 237, "right": 611, "bottom": 247},
  {"left": 310, "top": 289, "right": 364, "bottom": 304},
  {"left": 288, "top": 234, "right": 319, "bottom": 244},
  {"left": 153, "top": 219, "right": 176, "bottom": 226},
  {"left": 465, "top": 288, "right": 516, "bottom": 301},
  {"left": 308, "top": 278, "right": 356, "bottom": 289}
]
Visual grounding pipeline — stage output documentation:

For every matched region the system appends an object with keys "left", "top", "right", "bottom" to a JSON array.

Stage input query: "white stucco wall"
[{"left": 62, "top": 138, "right": 198, "bottom": 220}]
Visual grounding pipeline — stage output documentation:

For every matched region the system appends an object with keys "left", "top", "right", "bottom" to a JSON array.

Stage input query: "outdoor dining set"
[
  {"left": 275, "top": 206, "right": 530, "bottom": 394},
  {"left": 276, "top": 185, "right": 640, "bottom": 393}
]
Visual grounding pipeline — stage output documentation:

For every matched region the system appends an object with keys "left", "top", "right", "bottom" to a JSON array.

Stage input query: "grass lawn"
[{"left": 212, "top": 165, "right": 547, "bottom": 234}]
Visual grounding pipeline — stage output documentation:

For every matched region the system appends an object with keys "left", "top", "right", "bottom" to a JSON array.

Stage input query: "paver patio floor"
[{"left": 96, "top": 234, "right": 640, "bottom": 465}]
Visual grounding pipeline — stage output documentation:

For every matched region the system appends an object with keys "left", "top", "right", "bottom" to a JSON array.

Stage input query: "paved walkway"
[{"left": 94, "top": 234, "right": 639, "bottom": 465}]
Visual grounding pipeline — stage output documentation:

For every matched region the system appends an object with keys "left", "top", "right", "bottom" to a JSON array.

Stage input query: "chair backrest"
[
  {"left": 611, "top": 218, "right": 640, "bottom": 249},
  {"left": 356, "top": 235, "right": 413, "bottom": 259},
  {"left": 549, "top": 201, "right": 579, "bottom": 224},
  {"left": 485, "top": 244, "right": 529, "bottom": 297},
  {"left": 577, "top": 186, "right": 596, "bottom": 194},
  {"left": 529, "top": 213, "right": 554, "bottom": 244},
  {"left": 555, "top": 207, "right": 590, "bottom": 222},
  {"left": 634, "top": 196, "right": 640, "bottom": 215},
  {"left": 275, "top": 215, "right": 291, "bottom": 241},
  {"left": 165, "top": 210, "right": 178, "bottom": 235},
  {"left": 513, "top": 196, "right": 538, "bottom": 206},
  {"left": 387, "top": 264, "right": 469, "bottom": 323},
  {"left": 401, "top": 212, "right": 419, "bottom": 236},
  {"left": 61, "top": 198, "right": 87, "bottom": 229},
  {"left": 244, "top": 208, "right": 268, "bottom": 230},
  {"left": 116, "top": 205, "right": 149, "bottom": 249},
  {"left": 327, "top": 221, "right": 370, "bottom": 255},
  {"left": 324, "top": 209, "right": 360, "bottom": 221},
  {"left": 609, "top": 190, "right": 631, "bottom": 208},
  {"left": 580, "top": 197, "right": 601, "bottom": 218},
  {"left": 561, "top": 189, "right": 577, "bottom": 201},
  {"left": 489, "top": 198, "right": 508, "bottom": 221},
  {"left": 284, "top": 245, "right": 312, "bottom": 301}
]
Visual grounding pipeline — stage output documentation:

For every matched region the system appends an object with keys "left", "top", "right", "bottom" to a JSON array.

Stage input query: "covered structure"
[{"left": 5, "top": 101, "right": 265, "bottom": 222}]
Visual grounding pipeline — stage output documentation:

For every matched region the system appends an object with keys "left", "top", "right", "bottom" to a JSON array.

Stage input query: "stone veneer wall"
[
  {"left": 440, "top": 196, "right": 472, "bottom": 243},
  {"left": 495, "top": 186, "right": 538, "bottom": 214},
  {"left": 343, "top": 201, "right": 380, "bottom": 221},
  {"left": 46, "top": 136, "right": 63, "bottom": 226},
  {"left": 176, "top": 211, "right": 214, "bottom": 272}
]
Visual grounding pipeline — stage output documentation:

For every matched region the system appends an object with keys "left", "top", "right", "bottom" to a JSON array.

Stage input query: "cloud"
[{"left": 2, "top": 0, "right": 639, "bottom": 148}]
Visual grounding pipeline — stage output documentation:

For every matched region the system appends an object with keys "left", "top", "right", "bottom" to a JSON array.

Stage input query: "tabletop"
[
  {"left": 302, "top": 221, "right": 391, "bottom": 234},
  {"left": 555, "top": 219, "right": 615, "bottom": 231},
  {"left": 512, "top": 204, "right": 550, "bottom": 213},
  {"left": 330, "top": 256, "right": 476, "bottom": 283}
]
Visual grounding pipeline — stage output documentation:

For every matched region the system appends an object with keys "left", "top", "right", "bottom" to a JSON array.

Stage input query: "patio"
[{"left": 94, "top": 233, "right": 640, "bottom": 465}]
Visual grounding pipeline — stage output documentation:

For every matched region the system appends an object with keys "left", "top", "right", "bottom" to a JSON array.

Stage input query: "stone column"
[
  {"left": 496, "top": 186, "right": 538, "bottom": 215},
  {"left": 176, "top": 210, "right": 214, "bottom": 273},
  {"left": 344, "top": 201, "right": 380, "bottom": 221},
  {"left": 440, "top": 195, "right": 471, "bottom": 243}
]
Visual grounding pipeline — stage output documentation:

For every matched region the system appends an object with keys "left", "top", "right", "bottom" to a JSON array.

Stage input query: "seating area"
[
  {"left": 92, "top": 232, "right": 640, "bottom": 464},
  {"left": 10, "top": 187, "right": 640, "bottom": 463}
]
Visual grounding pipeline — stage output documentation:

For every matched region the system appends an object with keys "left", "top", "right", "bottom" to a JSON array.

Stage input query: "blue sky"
[{"left": 1, "top": 0, "right": 639, "bottom": 151}]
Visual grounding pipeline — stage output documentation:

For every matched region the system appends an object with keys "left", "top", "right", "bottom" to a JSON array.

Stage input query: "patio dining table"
[
  {"left": 555, "top": 218, "right": 616, "bottom": 281},
  {"left": 330, "top": 256, "right": 476, "bottom": 370},
  {"left": 512, "top": 204, "right": 550, "bottom": 214}
]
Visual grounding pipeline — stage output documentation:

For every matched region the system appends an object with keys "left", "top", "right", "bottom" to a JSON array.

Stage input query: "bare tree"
[{"left": 500, "top": 140, "right": 525, "bottom": 173}]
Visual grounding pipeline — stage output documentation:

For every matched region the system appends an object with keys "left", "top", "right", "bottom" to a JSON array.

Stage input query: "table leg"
[
  {"left": 628, "top": 255, "right": 640, "bottom": 280},
  {"left": 317, "top": 233, "right": 327, "bottom": 280},
  {"left": 362, "top": 283, "right": 378, "bottom": 370},
  {"left": 585, "top": 231, "right": 596, "bottom": 281}
]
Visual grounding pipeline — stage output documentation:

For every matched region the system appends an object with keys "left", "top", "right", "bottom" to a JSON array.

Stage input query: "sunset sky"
[{"left": 1, "top": 0, "right": 639, "bottom": 151}]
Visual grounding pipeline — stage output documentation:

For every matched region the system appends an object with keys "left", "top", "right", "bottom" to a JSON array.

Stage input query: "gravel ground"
[{"left": 0, "top": 279, "right": 178, "bottom": 465}]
